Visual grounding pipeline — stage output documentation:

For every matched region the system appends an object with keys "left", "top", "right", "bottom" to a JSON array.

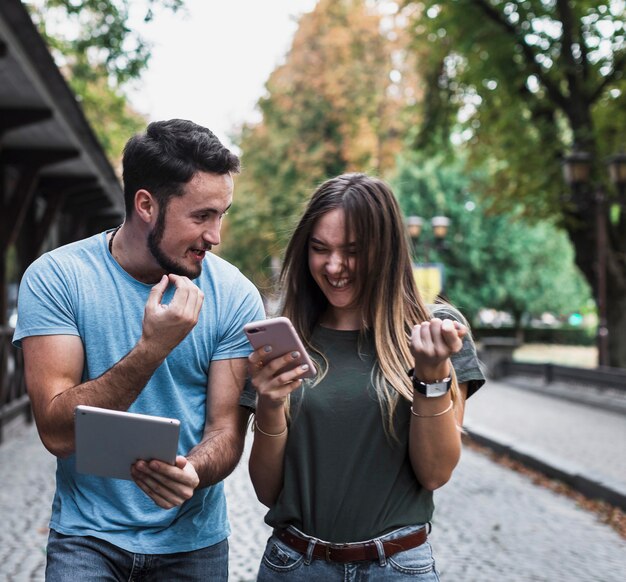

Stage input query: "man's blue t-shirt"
[{"left": 13, "top": 231, "right": 264, "bottom": 553}]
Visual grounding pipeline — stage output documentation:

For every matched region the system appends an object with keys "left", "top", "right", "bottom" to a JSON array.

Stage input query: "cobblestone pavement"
[
  {"left": 2, "top": 414, "right": 625, "bottom": 581},
  {"left": 224, "top": 437, "right": 271, "bottom": 581},
  {"left": 0, "top": 420, "right": 54, "bottom": 582}
]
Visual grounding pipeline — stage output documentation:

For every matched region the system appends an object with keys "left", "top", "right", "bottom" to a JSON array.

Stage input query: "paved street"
[
  {"left": 1, "top": 380, "right": 625, "bottom": 581},
  {"left": 465, "top": 378, "right": 626, "bottom": 498}
]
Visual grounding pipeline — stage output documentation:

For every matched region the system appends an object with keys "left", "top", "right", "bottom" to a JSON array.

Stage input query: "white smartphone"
[{"left": 244, "top": 316, "right": 317, "bottom": 378}]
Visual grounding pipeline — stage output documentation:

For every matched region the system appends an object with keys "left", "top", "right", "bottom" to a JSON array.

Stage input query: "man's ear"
[{"left": 134, "top": 189, "right": 157, "bottom": 224}]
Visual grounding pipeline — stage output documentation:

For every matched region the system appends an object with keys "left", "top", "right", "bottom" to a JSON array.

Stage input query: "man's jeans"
[
  {"left": 45, "top": 529, "right": 228, "bottom": 581},
  {"left": 257, "top": 524, "right": 441, "bottom": 581}
]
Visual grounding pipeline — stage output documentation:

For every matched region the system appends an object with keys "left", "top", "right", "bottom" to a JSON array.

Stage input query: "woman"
[{"left": 248, "top": 173, "right": 485, "bottom": 579}]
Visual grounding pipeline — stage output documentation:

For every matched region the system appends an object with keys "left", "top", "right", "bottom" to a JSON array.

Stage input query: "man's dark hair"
[{"left": 122, "top": 119, "right": 240, "bottom": 216}]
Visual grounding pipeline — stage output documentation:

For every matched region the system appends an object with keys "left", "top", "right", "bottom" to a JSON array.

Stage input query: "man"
[{"left": 13, "top": 119, "right": 265, "bottom": 580}]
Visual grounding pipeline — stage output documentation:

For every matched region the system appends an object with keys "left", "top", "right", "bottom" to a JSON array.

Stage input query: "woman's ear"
[{"left": 134, "top": 189, "right": 157, "bottom": 224}]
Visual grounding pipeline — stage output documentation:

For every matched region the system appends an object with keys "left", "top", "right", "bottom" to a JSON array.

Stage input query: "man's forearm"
[
  {"left": 44, "top": 339, "right": 167, "bottom": 455},
  {"left": 187, "top": 412, "right": 249, "bottom": 489}
]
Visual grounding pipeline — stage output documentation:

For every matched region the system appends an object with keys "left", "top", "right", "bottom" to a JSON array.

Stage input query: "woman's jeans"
[
  {"left": 45, "top": 529, "right": 228, "bottom": 581},
  {"left": 257, "top": 524, "right": 441, "bottom": 581}
]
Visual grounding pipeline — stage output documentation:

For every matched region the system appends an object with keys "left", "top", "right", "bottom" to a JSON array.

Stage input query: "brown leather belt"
[{"left": 274, "top": 527, "right": 428, "bottom": 563}]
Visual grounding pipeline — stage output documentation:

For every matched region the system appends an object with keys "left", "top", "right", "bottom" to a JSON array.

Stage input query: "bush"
[{"left": 472, "top": 326, "right": 595, "bottom": 346}]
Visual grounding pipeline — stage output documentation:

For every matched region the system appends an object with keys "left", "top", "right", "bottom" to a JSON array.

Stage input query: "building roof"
[{"left": 0, "top": 0, "right": 124, "bottom": 225}]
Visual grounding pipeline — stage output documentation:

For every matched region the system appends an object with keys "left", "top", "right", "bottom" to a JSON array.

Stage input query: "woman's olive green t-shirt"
[{"left": 263, "top": 314, "right": 485, "bottom": 543}]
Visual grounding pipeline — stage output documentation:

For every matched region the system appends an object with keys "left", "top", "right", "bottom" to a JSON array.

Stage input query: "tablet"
[{"left": 75, "top": 405, "right": 180, "bottom": 481}]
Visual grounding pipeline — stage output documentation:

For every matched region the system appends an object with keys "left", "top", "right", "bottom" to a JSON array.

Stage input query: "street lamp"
[
  {"left": 406, "top": 215, "right": 450, "bottom": 302},
  {"left": 608, "top": 152, "right": 626, "bottom": 200},
  {"left": 561, "top": 148, "right": 625, "bottom": 367},
  {"left": 406, "top": 216, "right": 423, "bottom": 240},
  {"left": 431, "top": 216, "right": 451, "bottom": 241},
  {"left": 407, "top": 215, "right": 450, "bottom": 261}
]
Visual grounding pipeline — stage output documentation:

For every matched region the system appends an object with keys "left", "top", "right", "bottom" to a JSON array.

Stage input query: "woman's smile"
[{"left": 308, "top": 208, "right": 361, "bottom": 329}]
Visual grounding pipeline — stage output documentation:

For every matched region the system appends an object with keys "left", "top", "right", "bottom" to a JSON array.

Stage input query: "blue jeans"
[
  {"left": 45, "top": 529, "right": 228, "bottom": 581},
  {"left": 257, "top": 524, "right": 441, "bottom": 581}
]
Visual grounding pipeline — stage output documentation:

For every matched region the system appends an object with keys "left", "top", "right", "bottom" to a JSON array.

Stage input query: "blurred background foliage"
[
  {"left": 392, "top": 152, "right": 592, "bottom": 328},
  {"left": 223, "top": 0, "right": 422, "bottom": 288},
  {"left": 25, "top": 0, "right": 183, "bottom": 166},
  {"left": 26, "top": 0, "right": 625, "bottom": 365}
]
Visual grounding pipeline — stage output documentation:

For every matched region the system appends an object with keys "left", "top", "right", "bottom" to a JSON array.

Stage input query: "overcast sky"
[{"left": 129, "top": 0, "right": 318, "bottom": 150}]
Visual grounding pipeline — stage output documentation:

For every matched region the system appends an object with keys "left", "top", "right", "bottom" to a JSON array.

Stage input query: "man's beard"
[{"left": 147, "top": 203, "right": 204, "bottom": 279}]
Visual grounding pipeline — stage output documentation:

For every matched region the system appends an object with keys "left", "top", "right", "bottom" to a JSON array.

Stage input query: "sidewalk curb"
[
  {"left": 503, "top": 376, "right": 626, "bottom": 415},
  {"left": 464, "top": 423, "right": 626, "bottom": 512}
]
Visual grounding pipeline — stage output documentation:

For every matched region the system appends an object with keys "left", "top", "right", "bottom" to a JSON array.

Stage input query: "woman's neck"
[{"left": 319, "top": 307, "right": 362, "bottom": 331}]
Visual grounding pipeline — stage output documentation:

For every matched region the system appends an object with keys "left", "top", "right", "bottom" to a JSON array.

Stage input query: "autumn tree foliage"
[{"left": 222, "top": 0, "right": 422, "bottom": 286}]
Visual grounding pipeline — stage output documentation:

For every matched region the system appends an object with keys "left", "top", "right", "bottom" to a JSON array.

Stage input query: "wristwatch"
[{"left": 407, "top": 368, "right": 452, "bottom": 398}]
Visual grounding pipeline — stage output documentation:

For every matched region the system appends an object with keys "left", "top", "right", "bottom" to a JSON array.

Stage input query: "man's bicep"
[
  {"left": 205, "top": 358, "right": 249, "bottom": 431},
  {"left": 22, "top": 334, "right": 85, "bottom": 414}
]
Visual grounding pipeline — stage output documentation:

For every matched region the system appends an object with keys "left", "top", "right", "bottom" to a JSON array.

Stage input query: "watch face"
[{"left": 426, "top": 381, "right": 450, "bottom": 398}]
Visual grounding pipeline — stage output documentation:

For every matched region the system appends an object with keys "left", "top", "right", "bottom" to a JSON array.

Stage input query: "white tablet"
[{"left": 75, "top": 405, "right": 180, "bottom": 481}]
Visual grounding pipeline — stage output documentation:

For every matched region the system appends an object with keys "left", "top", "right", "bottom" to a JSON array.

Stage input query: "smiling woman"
[
  {"left": 245, "top": 173, "right": 486, "bottom": 580},
  {"left": 308, "top": 208, "right": 360, "bottom": 329}
]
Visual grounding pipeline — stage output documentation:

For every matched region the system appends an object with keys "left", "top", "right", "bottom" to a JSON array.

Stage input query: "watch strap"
[{"left": 407, "top": 368, "right": 452, "bottom": 398}]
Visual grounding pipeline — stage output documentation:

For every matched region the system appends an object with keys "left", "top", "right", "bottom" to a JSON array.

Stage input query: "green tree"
[
  {"left": 392, "top": 153, "right": 592, "bottom": 328},
  {"left": 400, "top": 0, "right": 626, "bottom": 366},
  {"left": 222, "top": 0, "right": 419, "bottom": 286},
  {"left": 25, "top": 0, "right": 183, "bottom": 162},
  {"left": 69, "top": 72, "right": 147, "bottom": 170}
]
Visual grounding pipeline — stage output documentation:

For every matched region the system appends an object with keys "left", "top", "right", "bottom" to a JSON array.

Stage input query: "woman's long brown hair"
[{"left": 278, "top": 173, "right": 460, "bottom": 436}]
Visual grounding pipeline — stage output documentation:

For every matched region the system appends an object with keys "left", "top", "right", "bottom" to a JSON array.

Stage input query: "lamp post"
[
  {"left": 406, "top": 215, "right": 450, "bottom": 302},
  {"left": 407, "top": 215, "right": 450, "bottom": 261},
  {"left": 561, "top": 149, "right": 626, "bottom": 367},
  {"left": 608, "top": 152, "right": 626, "bottom": 195}
]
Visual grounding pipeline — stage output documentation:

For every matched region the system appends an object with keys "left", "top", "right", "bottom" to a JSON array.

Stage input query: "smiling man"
[{"left": 13, "top": 119, "right": 265, "bottom": 581}]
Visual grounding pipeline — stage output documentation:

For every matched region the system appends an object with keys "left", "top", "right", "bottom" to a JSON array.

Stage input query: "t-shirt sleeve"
[
  {"left": 12, "top": 254, "right": 79, "bottom": 348},
  {"left": 239, "top": 377, "right": 257, "bottom": 411},
  {"left": 211, "top": 276, "right": 265, "bottom": 361},
  {"left": 430, "top": 303, "right": 486, "bottom": 398}
]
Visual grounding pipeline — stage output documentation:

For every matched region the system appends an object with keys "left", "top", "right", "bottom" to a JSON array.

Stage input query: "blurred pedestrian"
[{"left": 246, "top": 173, "right": 485, "bottom": 580}]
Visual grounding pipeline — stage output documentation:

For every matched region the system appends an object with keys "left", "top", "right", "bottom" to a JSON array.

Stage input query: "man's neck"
[{"left": 108, "top": 223, "right": 165, "bottom": 284}]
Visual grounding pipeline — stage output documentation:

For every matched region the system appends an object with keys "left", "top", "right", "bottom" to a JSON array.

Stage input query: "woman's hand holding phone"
[
  {"left": 248, "top": 346, "right": 311, "bottom": 408},
  {"left": 245, "top": 317, "right": 316, "bottom": 408}
]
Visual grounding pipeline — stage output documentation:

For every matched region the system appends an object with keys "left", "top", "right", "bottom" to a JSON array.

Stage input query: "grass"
[{"left": 512, "top": 343, "right": 597, "bottom": 368}]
